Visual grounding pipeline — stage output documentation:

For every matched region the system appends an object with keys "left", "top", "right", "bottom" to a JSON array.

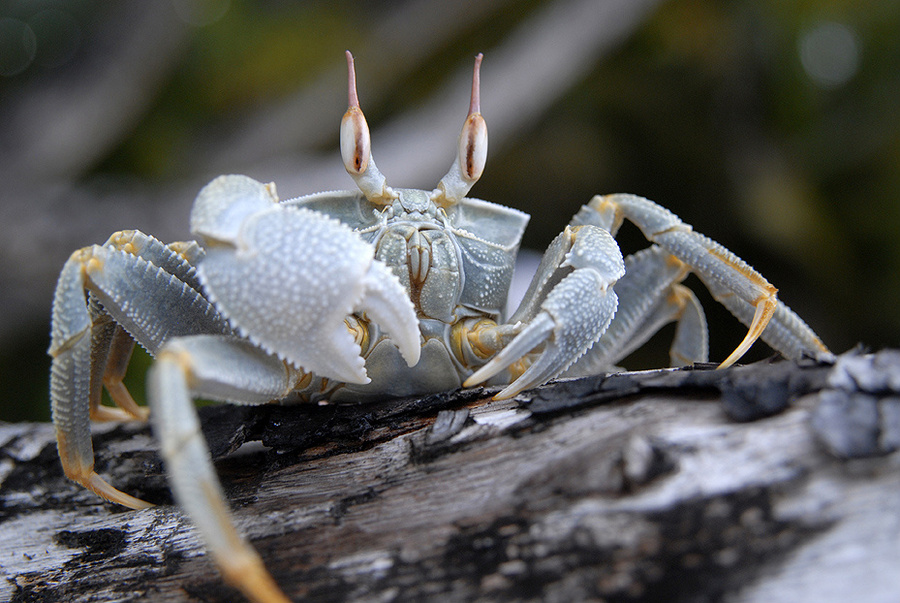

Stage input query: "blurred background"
[{"left": 1, "top": 0, "right": 897, "bottom": 422}]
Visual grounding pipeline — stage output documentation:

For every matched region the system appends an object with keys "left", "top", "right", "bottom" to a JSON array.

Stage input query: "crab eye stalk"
[
  {"left": 340, "top": 51, "right": 394, "bottom": 205},
  {"left": 460, "top": 54, "right": 488, "bottom": 182},
  {"left": 340, "top": 52, "right": 370, "bottom": 175},
  {"left": 433, "top": 53, "right": 488, "bottom": 208}
]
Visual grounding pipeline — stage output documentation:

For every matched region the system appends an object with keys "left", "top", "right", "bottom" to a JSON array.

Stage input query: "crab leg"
[
  {"left": 89, "top": 323, "right": 146, "bottom": 421},
  {"left": 85, "top": 231, "right": 208, "bottom": 421},
  {"left": 148, "top": 335, "right": 296, "bottom": 603},
  {"left": 49, "top": 237, "right": 229, "bottom": 509},
  {"left": 464, "top": 224, "right": 625, "bottom": 398},
  {"left": 572, "top": 194, "right": 828, "bottom": 366},
  {"left": 702, "top": 275, "right": 825, "bottom": 361},
  {"left": 565, "top": 245, "right": 709, "bottom": 376},
  {"left": 643, "top": 284, "right": 708, "bottom": 366}
]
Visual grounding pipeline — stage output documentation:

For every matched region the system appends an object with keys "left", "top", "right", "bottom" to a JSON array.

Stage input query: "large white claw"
[
  {"left": 356, "top": 260, "right": 421, "bottom": 369},
  {"left": 193, "top": 175, "right": 419, "bottom": 385}
]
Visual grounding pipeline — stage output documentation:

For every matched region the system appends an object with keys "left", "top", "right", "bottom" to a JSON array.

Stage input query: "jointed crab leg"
[
  {"left": 464, "top": 224, "right": 625, "bottom": 398},
  {"left": 89, "top": 323, "right": 146, "bottom": 421},
  {"left": 701, "top": 275, "right": 827, "bottom": 361},
  {"left": 649, "top": 284, "right": 708, "bottom": 366},
  {"left": 149, "top": 335, "right": 294, "bottom": 603},
  {"left": 565, "top": 245, "right": 708, "bottom": 376},
  {"left": 83, "top": 232, "right": 209, "bottom": 422},
  {"left": 49, "top": 234, "right": 229, "bottom": 508},
  {"left": 572, "top": 194, "right": 828, "bottom": 366},
  {"left": 466, "top": 190, "right": 827, "bottom": 396}
]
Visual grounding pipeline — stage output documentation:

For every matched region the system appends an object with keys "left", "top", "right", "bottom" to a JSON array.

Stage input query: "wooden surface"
[{"left": 2, "top": 350, "right": 899, "bottom": 602}]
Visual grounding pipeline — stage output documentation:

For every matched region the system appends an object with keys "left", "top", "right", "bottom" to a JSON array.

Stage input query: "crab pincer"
[{"left": 190, "top": 174, "right": 421, "bottom": 384}]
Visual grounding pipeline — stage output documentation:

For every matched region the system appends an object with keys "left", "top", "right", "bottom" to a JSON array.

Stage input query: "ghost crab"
[{"left": 49, "top": 52, "right": 828, "bottom": 602}]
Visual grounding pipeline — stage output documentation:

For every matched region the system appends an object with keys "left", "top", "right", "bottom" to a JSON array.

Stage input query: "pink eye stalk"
[
  {"left": 340, "top": 51, "right": 370, "bottom": 175},
  {"left": 340, "top": 51, "right": 393, "bottom": 204},
  {"left": 433, "top": 53, "right": 489, "bottom": 208}
]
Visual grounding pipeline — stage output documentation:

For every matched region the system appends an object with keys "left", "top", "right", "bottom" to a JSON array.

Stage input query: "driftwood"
[{"left": 2, "top": 349, "right": 900, "bottom": 602}]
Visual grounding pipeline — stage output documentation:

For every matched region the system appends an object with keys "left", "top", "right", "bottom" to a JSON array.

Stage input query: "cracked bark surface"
[{"left": 2, "top": 349, "right": 899, "bottom": 602}]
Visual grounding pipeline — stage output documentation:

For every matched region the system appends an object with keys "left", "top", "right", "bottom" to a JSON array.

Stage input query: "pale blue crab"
[{"left": 48, "top": 53, "right": 828, "bottom": 602}]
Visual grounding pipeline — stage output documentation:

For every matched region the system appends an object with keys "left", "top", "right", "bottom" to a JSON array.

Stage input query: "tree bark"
[{"left": 2, "top": 349, "right": 899, "bottom": 602}]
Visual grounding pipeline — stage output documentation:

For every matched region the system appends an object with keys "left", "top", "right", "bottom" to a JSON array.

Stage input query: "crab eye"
[
  {"left": 459, "top": 111, "right": 487, "bottom": 182},
  {"left": 341, "top": 108, "right": 370, "bottom": 175},
  {"left": 340, "top": 51, "right": 370, "bottom": 175}
]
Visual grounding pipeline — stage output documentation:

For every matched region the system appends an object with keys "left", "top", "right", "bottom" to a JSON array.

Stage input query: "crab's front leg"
[
  {"left": 573, "top": 194, "right": 829, "bottom": 366},
  {"left": 190, "top": 174, "right": 421, "bottom": 382},
  {"left": 139, "top": 174, "right": 422, "bottom": 603},
  {"left": 463, "top": 224, "right": 625, "bottom": 398},
  {"left": 147, "top": 335, "right": 297, "bottom": 603}
]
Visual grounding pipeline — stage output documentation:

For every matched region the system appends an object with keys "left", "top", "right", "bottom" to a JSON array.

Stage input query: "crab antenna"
[
  {"left": 340, "top": 51, "right": 394, "bottom": 204},
  {"left": 432, "top": 53, "right": 488, "bottom": 208}
]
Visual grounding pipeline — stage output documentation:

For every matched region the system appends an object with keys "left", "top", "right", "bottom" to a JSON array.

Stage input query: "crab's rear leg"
[
  {"left": 573, "top": 194, "right": 829, "bottom": 366},
  {"left": 148, "top": 335, "right": 296, "bottom": 603},
  {"left": 87, "top": 320, "right": 146, "bottom": 422},
  {"left": 49, "top": 233, "right": 228, "bottom": 508}
]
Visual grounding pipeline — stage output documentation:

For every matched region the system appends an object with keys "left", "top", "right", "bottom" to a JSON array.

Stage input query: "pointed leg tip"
[
  {"left": 463, "top": 362, "right": 498, "bottom": 389},
  {"left": 491, "top": 387, "right": 518, "bottom": 401},
  {"left": 87, "top": 472, "right": 154, "bottom": 510},
  {"left": 716, "top": 329, "right": 757, "bottom": 370},
  {"left": 89, "top": 405, "right": 147, "bottom": 422},
  {"left": 716, "top": 355, "right": 740, "bottom": 370},
  {"left": 716, "top": 295, "right": 778, "bottom": 370},
  {"left": 221, "top": 549, "right": 293, "bottom": 603}
]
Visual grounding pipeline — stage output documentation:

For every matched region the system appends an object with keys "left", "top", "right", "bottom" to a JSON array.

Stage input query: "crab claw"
[{"left": 192, "top": 175, "right": 420, "bottom": 384}]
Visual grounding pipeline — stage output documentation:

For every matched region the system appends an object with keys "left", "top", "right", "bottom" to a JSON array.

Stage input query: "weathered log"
[{"left": 2, "top": 349, "right": 899, "bottom": 602}]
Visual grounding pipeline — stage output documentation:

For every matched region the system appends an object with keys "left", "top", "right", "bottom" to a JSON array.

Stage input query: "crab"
[{"left": 48, "top": 52, "right": 828, "bottom": 603}]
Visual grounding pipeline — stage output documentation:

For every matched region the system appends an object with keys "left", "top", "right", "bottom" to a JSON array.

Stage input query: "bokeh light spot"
[{"left": 799, "top": 21, "right": 860, "bottom": 89}]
